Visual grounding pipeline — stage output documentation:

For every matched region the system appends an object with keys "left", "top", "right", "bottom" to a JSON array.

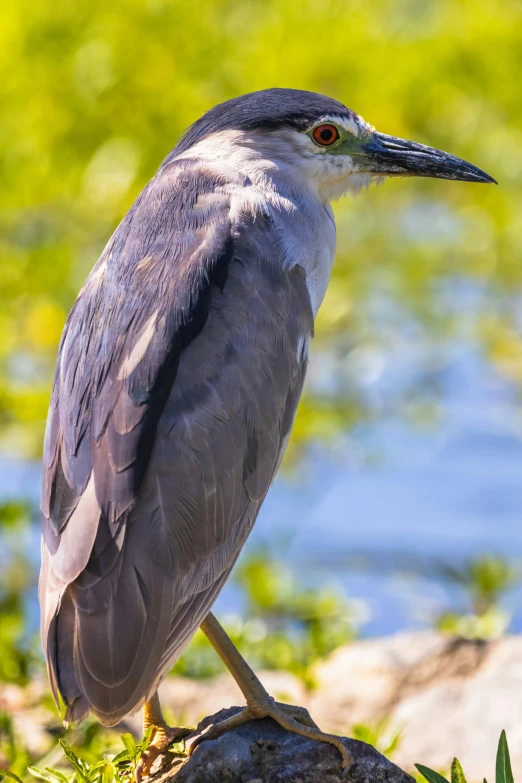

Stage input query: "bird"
[{"left": 39, "top": 87, "right": 496, "bottom": 778}]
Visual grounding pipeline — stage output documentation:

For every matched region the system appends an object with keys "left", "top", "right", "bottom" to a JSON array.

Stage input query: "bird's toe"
[{"left": 134, "top": 725, "right": 191, "bottom": 781}]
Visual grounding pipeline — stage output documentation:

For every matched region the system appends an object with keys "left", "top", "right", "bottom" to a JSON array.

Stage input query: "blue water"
[
  {"left": 236, "top": 342, "right": 522, "bottom": 635},
  {"left": 2, "top": 340, "right": 522, "bottom": 638}
]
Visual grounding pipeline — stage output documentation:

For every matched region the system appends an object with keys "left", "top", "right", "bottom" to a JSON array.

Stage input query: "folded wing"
[{"left": 39, "top": 156, "right": 313, "bottom": 724}]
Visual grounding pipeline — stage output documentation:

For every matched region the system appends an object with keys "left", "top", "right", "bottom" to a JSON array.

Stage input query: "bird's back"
[{"left": 39, "top": 155, "right": 315, "bottom": 725}]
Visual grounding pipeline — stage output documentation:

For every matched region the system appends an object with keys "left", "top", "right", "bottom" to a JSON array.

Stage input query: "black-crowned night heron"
[{"left": 39, "top": 88, "right": 495, "bottom": 778}]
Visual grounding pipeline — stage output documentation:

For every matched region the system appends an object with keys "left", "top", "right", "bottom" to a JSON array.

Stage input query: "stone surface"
[
  {"left": 309, "top": 632, "right": 447, "bottom": 730},
  {"left": 148, "top": 707, "right": 415, "bottom": 783},
  {"left": 311, "top": 633, "right": 522, "bottom": 782}
]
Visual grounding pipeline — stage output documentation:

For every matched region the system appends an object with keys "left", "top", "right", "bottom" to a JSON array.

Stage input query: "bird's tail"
[
  {"left": 39, "top": 542, "right": 90, "bottom": 724},
  {"left": 39, "top": 520, "right": 235, "bottom": 727},
  {"left": 39, "top": 524, "right": 177, "bottom": 727},
  {"left": 47, "top": 588, "right": 90, "bottom": 725}
]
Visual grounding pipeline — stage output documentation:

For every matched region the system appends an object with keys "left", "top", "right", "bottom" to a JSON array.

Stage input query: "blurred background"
[{"left": 1, "top": 0, "right": 522, "bottom": 775}]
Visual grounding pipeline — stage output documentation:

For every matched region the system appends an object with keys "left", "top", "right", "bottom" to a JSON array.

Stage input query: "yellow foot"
[
  {"left": 187, "top": 698, "right": 353, "bottom": 775},
  {"left": 135, "top": 725, "right": 191, "bottom": 782}
]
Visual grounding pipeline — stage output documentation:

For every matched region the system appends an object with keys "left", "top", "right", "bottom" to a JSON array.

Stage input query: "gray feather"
[{"left": 39, "top": 155, "right": 313, "bottom": 724}]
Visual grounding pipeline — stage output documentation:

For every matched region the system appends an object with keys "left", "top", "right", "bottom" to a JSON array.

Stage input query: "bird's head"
[{"left": 173, "top": 88, "right": 496, "bottom": 201}]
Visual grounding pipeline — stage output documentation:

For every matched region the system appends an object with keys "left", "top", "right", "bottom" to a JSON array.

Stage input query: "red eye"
[{"left": 312, "top": 123, "right": 340, "bottom": 146}]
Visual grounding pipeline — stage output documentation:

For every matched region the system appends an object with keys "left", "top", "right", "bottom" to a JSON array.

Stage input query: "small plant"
[
  {"left": 0, "top": 729, "right": 160, "bottom": 783},
  {"left": 416, "top": 730, "right": 514, "bottom": 783}
]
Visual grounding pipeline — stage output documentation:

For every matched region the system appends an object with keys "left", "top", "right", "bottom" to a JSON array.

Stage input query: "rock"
[
  {"left": 139, "top": 633, "right": 522, "bottom": 779},
  {"left": 148, "top": 707, "right": 416, "bottom": 783},
  {"left": 389, "top": 636, "right": 522, "bottom": 781},
  {"left": 309, "top": 632, "right": 448, "bottom": 730},
  {"left": 311, "top": 632, "right": 522, "bottom": 781}
]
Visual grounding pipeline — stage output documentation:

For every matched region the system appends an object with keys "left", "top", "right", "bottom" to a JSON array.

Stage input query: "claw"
[{"left": 134, "top": 726, "right": 191, "bottom": 781}]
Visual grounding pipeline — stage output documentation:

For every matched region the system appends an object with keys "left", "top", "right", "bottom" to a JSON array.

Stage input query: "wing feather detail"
[{"left": 39, "top": 156, "right": 314, "bottom": 724}]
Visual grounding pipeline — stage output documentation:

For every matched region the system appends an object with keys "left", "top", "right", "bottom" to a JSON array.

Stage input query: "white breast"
[
  {"left": 302, "top": 202, "right": 337, "bottom": 317},
  {"left": 266, "top": 192, "right": 337, "bottom": 318}
]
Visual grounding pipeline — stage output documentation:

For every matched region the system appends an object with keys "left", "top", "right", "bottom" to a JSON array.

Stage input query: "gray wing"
[{"left": 39, "top": 156, "right": 313, "bottom": 726}]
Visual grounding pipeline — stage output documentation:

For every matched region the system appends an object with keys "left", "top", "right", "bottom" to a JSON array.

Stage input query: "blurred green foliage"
[
  {"left": 172, "top": 552, "right": 362, "bottom": 683},
  {"left": 0, "top": 557, "right": 34, "bottom": 685},
  {"left": 0, "top": 503, "right": 38, "bottom": 685},
  {"left": 436, "top": 554, "right": 521, "bottom": 640},
  {"left": 352, "top": 718, "right": 402, "bottom": 758},
  {"left": 0, "top": 0, "right": 521, "bottom": 456},
  {"left": 0, "top": 713, "right": 31, "bottom": 780}
]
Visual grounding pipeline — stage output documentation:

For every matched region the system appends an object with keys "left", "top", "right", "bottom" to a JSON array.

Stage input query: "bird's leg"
[
  {"left": 189, "top": 612, "right": 352, "bottom": 772},
  {"left": 134, "top": 691, "right": 191, "bottom": 782}
]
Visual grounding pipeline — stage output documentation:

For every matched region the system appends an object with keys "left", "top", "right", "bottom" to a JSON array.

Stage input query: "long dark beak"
[{"left": 358, "top": 131, "right": 497, "bottom": 184}]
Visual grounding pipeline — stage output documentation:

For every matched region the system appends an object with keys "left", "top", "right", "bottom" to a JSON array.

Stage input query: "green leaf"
[
  {"left": 85, "top": 761, "right": 107, "bottom": 782},
  {"left": 0, "top": 770, "right": 25, "bottom": 783},
  {"left": 140, "top": 725, "right": 154, "bottom": 753},
  {"left": 102, "top": 765, "right": 115, "bottom": 783},
  {"left": 109, "top": 750, "right": 130, "bottom": 765},
  {"left": 169, "top": 741, "right": 187, "bottom": 756},
  {"left": 86, "top": 762, "right": 106, "bottom": 772},
  {"left": 45, "top": 769, "right": 69, "bottom": 783},
  {"left": 120, "top": 733, "right": 137, "bottom": 763},
  {"left": 496, "top": 731, "right": 514, "bottom": 783},
  {"left": 59, "top": 740, "right": 86, "bottom": 780},
  {"left": 27, "top": 768, "right": 63, "bottom": 783},
  {"left": 451, "top": 758, "right": 468, "bottom": 783},
  {"left": 415, "top": 764, "right": 450, "bottom": 783}
]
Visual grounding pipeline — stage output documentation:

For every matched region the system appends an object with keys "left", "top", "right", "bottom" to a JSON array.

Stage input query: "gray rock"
[
  {"left": 311, "top": 632, "right": 522, "bottom": 781},
  {"left": 149, "top": 707, "right": 415, "bottom": 783}
]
